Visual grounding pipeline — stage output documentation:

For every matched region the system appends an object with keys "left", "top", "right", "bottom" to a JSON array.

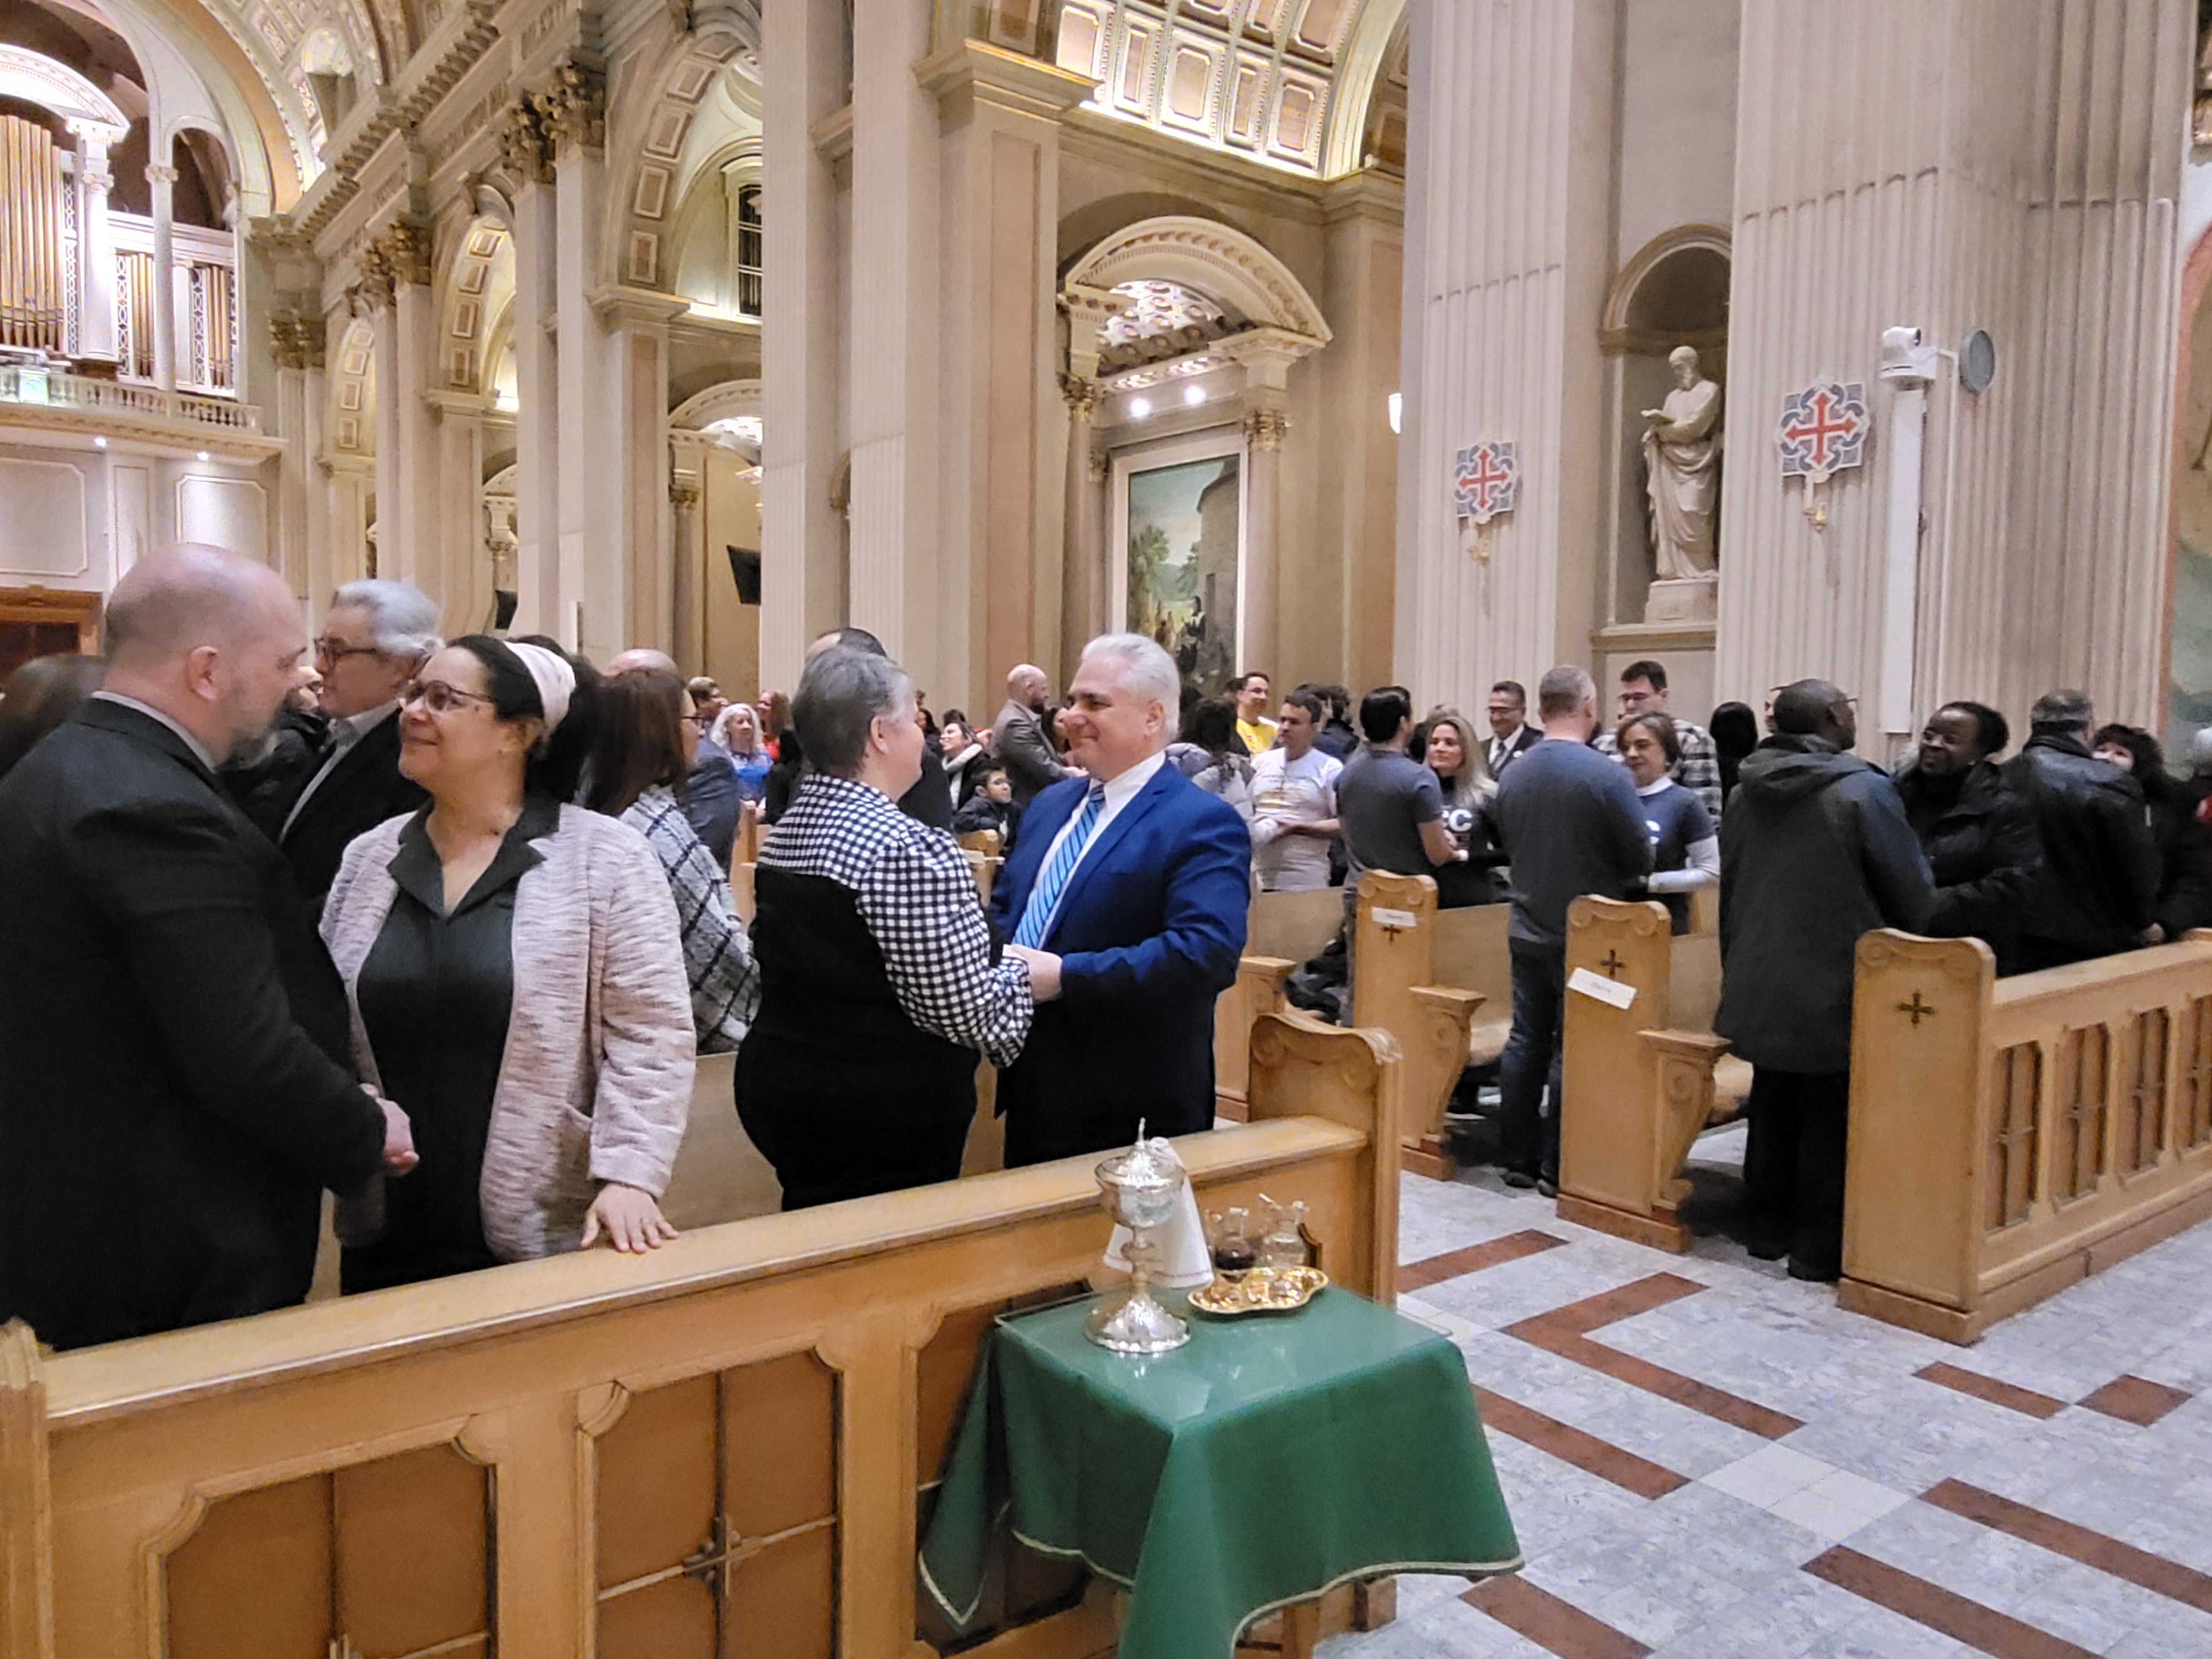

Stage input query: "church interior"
[{"left": 11, "top": 1, "right": 2212, "bottom": 1656}]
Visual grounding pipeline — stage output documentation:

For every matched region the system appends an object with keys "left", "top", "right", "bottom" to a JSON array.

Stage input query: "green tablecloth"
[{"left": 919, "top": 1286, "right": 1520, "bottom": 1659}]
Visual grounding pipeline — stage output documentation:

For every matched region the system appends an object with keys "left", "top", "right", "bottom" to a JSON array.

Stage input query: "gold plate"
[{"left": 1188, "top": 1266, "right": 1329, "bottom": 1317}]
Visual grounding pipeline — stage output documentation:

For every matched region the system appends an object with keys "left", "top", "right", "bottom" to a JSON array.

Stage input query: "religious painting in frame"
[{"left": 1108, "top": 429, "right": 1246, "bottom": 698}]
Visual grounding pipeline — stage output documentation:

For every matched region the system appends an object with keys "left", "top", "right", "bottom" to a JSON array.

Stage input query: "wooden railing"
[
  {"left": 1554, "top": 896, "right": 1744, "bottom": 1251},
  {"left": 0, "top": 1014, "right": 1400, "bottom": 1659},
  {"left": 1843, "top": 931, "right": 2212, "bottom": 1343}
]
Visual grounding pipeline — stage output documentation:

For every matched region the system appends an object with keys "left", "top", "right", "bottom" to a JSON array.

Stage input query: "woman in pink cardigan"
[{"left": 321, "top": 635, "right": 695, "bottom": 1291}]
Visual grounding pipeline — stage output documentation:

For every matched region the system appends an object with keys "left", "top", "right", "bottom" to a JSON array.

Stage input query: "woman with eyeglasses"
[{"left": 319, "top": 635, "right": 697, "bottom": 1291}]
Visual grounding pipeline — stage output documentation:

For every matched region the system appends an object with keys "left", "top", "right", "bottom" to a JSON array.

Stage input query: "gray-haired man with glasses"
[{"left": 261, "top": 579, "right": 438, "bottom": 914}]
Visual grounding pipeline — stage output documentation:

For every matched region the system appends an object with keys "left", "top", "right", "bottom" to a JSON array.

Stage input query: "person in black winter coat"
[
  {"left": 2001, "top": 691, "right": 2161, "bottom": 972},
  {"left": 1715, "top": 680, "right": 1934, "bottom": 1282},
  {"left": 1892, "top": 701, "right": 2039, "bottom": 975},
  {"left": 2093, "top": 724, "right": 2212, "bottom": 942},
  {"left": 951, "top": 762, "right": 1024, "bottom": 849}
]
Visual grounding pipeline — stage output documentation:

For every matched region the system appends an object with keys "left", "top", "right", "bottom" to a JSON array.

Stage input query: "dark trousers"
[
  {"left": 1497, "top": 938, "right": 1567, "bottom": 1181},
  {"left": 1741, "top": 1068, "right": 1851, "bottom": 1276}
]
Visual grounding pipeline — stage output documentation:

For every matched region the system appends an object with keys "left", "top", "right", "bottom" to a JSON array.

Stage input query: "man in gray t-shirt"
[
  {"left": 1480, "top": 666, "right": 1651, "bottom": 1192},
  {"left": 1337, "top": 688, "right": 1459, "bottom": 886}
]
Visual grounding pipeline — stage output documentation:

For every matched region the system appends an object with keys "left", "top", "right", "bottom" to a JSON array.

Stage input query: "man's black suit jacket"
[
  {"left": 0, "top": 700, "right": 387, "bottom": 1349},
  {"left": 267, "top": 709, "right": 427, "bottom": 912}
]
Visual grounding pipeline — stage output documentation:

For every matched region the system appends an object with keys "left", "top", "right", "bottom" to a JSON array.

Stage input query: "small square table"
[{"left": 919, "top": 1286, "right": 1520, "bottom": 1659}]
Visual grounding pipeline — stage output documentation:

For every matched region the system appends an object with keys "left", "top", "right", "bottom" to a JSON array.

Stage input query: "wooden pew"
[
  {"left": 0, "top": 1016, "right": 1403, "bottom": 1659},
  {"left": 729, "top": 799, "right": 763, "bottom": 923},
  {"left": 1214, "top": 887, "right": 1347, "bottom": 1121},
  {"left": 1841, "top": 931, "right": 2212, "bottom": 1344},
  {"left": 1347, "top": 873, "right": 1506, "bottom": 1177},
  {"left": 1554, "top": 895, "right": 1748, "bottom": 1251}
]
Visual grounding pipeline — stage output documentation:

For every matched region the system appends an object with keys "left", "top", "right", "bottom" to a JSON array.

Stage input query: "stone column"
[
  {"left": 1241, "top": 409, "right": 1290, "bottom": 677},
  {"left": 591, "top": 285, "right": 687, "bottom": 658},
  {"left": 1719, "top": 0, "right": 2192, "bottom": 727},
  {"left": 500, "top": 98, "right": 560, "bottom": 639},
  {"left": 917, "top": 39, "right": 1093, "bottom": 710},
  {"left": 73, "top": 127, "right": 118, "bottom": 363},
  {"left": 360, "top": 224, "right": 436, "bottom": 594},
  {"left": 1058, "top": 283, "right": 1125, "bottom": 669},
  {"left": 538, "top": 60, "right": 610, "bottom": 654},
  {"left": 145, "top": 161, "right": 178, "bottom": 391},
  {"left": 269, "top": 312, "right": 320, "bottom": 597},
  {"left": 426, "top": 390, "right": 492, "bottom": 633},
  {"left": 1393, "top": 0, "right": 1617, "bottom": 705},
  {"left": 327, "top": 456, "right": 374, "bottom": 586},
  {"left": 669, "top": 430, "right": 712, "bottom": 673},
  {"left": 759, "top": 0, "right": 847, "bottom": 697},
  {"left": 842, "top": 0, "right": 940, "bottom": 680}
]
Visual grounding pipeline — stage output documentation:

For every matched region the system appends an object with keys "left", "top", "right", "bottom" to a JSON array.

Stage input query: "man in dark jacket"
[
  {"left": 260, "top": 579, "right": 435, "bottom": 915},
  {"left": 2001, "top": 690, "right": 2160, "bottom": 971},
  {"left": 1892, "top": 700, "right": 2039, "bottom": 975},
  {"left": 993, "top": 663, "right": 1079, "bottom": 805},
  {"left": 0, "top": 547, "right": 414, "bottom": 1350},
  {"left": 1717, "top": 680, "right": 1934, "bottom": 1282}
]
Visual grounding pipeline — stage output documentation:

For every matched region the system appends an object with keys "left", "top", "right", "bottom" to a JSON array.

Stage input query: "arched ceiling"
[{"left": 1053, "top": 0, "right": 1403, "bottom": 179}]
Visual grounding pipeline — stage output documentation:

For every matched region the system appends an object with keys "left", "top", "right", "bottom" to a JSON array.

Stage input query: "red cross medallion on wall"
[
  {"left": 1453, "top": 440, "right": 1517, "bottom": 527},
  {"left": 1776, "top": 381, "right": 1869, "bottom": 484}
]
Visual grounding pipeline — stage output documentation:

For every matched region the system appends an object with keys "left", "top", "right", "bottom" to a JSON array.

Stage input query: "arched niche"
[
  {"left": 1597, "top": 225, "right": 1731, "bottom": 632},
  {"left": 326, "top": 311, "right": 375, "bottom": 457},
  {"left": 669, "top": 377, "right": 763, "bottom": 695},
  {"left": 603, "top": 23, "right": 762, "bottom": 291}
]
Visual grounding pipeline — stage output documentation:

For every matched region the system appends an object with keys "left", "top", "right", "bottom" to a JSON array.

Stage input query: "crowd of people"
[{"left": 3, "top": 542, "right": 2206, "bottom": 1348}]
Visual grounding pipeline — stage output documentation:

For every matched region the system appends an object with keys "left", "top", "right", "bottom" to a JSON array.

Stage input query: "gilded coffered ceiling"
[{"left": 1053, "top": 0, "right": 1404, "bottom": 179}]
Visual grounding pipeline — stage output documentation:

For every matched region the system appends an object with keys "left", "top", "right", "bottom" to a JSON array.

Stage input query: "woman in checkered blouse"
[{"left": 735, "top": 647, "right": 1036, "bottom": 1210}]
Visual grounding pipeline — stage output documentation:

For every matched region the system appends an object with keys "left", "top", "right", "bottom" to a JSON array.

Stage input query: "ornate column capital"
[
  {"left": 354, "top": 242, "right": 397, "bottom": 309},
  {"left": 498, "top": 98, "right": 554, "bottom": 186},
  {"left": 268, "top": 312, "right": 326, "bottom": 371},
  {"left": 1244, "top": 409, "right": 1291, "bottom": 451},
  {"left": 1058, "top": 372, "right": 1100, "bottom": 419},
  {"left": 379, "top": 221, "right": 433, "bottom": 288},
  {"left": 669, "top": 476, "right": 702, "bottom": 508},
  {"left": 536, "top": 59, "right": 607, "bottom": 157},
  {"left": 143, "top": 162, "right": 179, "bottom": 186}
]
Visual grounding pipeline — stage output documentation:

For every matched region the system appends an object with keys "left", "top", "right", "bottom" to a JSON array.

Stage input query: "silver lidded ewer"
[{"left": 1084, "top": 1120, "right": 1193, "bottom": 1354}]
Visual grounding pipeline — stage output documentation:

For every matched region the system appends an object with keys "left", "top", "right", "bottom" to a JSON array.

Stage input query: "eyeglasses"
[
  {"left": 401, "top": 680, "right": 498, "bottom": 715},
  {"left": 314, "top": 637, "right": 384, "bottom": 664},
  {"left": 681, "top": 713, "right": 708, "bottom": 730}
]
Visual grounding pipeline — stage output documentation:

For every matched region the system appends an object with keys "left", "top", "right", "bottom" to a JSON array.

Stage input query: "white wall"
[{"left": 1616, "top": 0, "right": 1740, "bottom": 263}]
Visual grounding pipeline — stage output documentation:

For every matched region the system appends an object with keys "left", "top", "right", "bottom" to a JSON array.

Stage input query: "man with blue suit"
[{"left": 995, "top": 634, "right": 1251, "bottom": 1165}]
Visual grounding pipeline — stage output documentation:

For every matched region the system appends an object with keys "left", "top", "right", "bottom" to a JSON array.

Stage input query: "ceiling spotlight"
[
  {"left": 1183, "top": 384, "right": 1206, "bottom": 407},
  {"left": 1129, "top": 396, "right": 1151, "bottom": 419},
  {"left": 196, "top": 450, "right": 211, "bottom": 462},
  {"left": 92, "top": 435, "right": 107, "bottom": 449}
]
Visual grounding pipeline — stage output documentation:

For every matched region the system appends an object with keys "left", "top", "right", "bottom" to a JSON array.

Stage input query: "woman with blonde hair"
[
  {"left": 321, "top": 635, "right": 695, "bottom": 1290},
  {"left": 1418, "top": 706, "right": 1505, "bottom": 907}
]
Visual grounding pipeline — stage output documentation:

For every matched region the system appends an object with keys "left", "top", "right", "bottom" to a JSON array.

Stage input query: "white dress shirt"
[
  {"left": 1488, "top": 724, "right": 1538, "bottom": 776},
  {"left": 90, "top": 691, "right": 217, "bottom": 771},
  {"left": 1026, "top": 749, "right": 1167, "bottom": 905},
  {"left": 281, "top": 700, "right": 401, "bottom": 837}
]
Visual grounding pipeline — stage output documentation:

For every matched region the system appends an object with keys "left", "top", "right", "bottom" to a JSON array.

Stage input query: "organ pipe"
[{"left": 1, "top": 116, "right": 66, "bottom": 351}]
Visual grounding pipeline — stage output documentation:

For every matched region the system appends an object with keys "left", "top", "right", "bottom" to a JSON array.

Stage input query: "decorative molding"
[
  {"left": 915, "top": 40, "right": 1095, "bottom": 123},
  {"left": 1243, "top": 408, "right": 1290, "bottom": 450},
  {"left": 1058, "top": 373, "right": 1100, "bottom": 418},
  {"left": 1062, "top": 215, "right": 1333, "bottom": 344},
  {"left": 497, "top": 97, "right": 554, "bottom": 186},
  {"left": 268, "top": 312, "right": 327, "bottom": 371},
  {"left": 536, "top": 59, "right": 606, "bottom": 156},
  {"left": 1598, "top": 223, "right": 1732, "bottom": 344},
  {"left": 0, "top": 44, "right": 128, "bottom": 142},
  {"left": 669, "top": 477, "right": 701, "bottom": 508}
]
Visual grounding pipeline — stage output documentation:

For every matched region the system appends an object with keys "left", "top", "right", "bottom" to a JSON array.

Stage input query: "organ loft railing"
[{"left": 0, "top": 111, "right": 237, "bottom": 397}]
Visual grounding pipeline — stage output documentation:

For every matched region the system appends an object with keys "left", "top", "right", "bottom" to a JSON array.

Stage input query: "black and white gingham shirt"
[
  {"left": 759, "top": 773, "right": 1033, "bottom": 1066},
  {"left": 1595, "top": 718, "right": 1723, "bottom": 823},
  {"left": 621, "top": 785, "right": 761, "bottom": 1054}
]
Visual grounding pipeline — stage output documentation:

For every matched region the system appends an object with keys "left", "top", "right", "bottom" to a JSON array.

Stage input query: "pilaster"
[
  {"left": 361, "top": 221, "right": 436, "bottom": 596},
  {"left": 919, "top": 39, "right": 1094, "bottom": 709},
  {"left": 591, "top": 284, "right": 688, "bottom": 658},
  {"left": 504, "top": 96, "right": 560, "bottom": 639},
  {"left": 426, "top": 389, "right": 492, "bottom": 633},
  {"left": 544, "top": 59, "right": 611, "bottom": 655},
  {"left": 1394, "top": 0, "right": 1618, "bottom": 705}
]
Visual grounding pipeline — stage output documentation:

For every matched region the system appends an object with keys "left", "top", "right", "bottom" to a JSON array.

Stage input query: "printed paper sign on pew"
[{"left": 1567, "top": 967, "right": 1636, "bottom": 1010}]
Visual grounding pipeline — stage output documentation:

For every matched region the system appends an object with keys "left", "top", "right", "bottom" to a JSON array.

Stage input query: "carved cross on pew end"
[
  {"left": 1897, "top": 991, "right": 1937, "bottom": 1027},
  {"left": 1599, "top": 951, "right": 1626, "bottom": 979}
]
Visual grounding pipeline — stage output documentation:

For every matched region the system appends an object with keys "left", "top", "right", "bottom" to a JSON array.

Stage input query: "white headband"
[{"left": 505, "top": 641, "right": 574, "bottom": 740}]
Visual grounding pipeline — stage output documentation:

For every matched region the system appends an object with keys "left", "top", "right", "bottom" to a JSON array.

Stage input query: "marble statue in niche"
[{"left": 1641, "top": 345, "right": 1723, "bottom": 622}]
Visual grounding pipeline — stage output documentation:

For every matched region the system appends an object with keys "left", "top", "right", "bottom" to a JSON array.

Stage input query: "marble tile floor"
[{"left": 1320, "top": 1143, "right": 2212, "bottom": 1659}]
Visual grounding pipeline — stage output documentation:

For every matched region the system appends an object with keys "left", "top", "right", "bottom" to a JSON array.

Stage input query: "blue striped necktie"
[{"left": 1014, "top": 781, "right": 1107, "bottom": 948}]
